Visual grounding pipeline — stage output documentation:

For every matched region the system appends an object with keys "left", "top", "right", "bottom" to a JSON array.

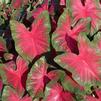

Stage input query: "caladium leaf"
[
  {"left": 52, "top": 9, "right": 86, "bottom": 53},
  {"left": 71, "top": 0, "right": 101, "bottom": 29},
  {"left": 26, "top": 56, "right": 57, "bottom": 98},
  {"left": 46, "top": 83, "right": 73, "bottom": 101},
  {"left": 60, "top": 38, "right": 101, "bottom": 82},
  {"left": 10, "top": 11, "right": 51, "bottom": 62},
  {"left": 2, "top": 86, "right": 32, "bottom": 101},
  {"left": 4, "top": 56, "right": 28, "bottom": 93},
  {"left": 31, "top": 64, "right": 51, "bottom": 95}
]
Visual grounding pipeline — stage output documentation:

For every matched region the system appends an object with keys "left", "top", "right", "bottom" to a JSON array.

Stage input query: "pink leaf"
[
  {"left": 8, "top": 91, "right": 32, "bottom": 101},
  {"left": 53, "top": 9, "right": 85, "bottom": 53},
  {"left": 61, "top": 39, "right": 101, "bottom": 81},
  {"left": 71, "top": 0, "right": 101, "bottom": 29},
  {"left": 11, "top": 11, "right": 51, "bottom": 61},
  {"left": 4, "top": 56, "right": 28, "bottom": 92},
  {"left": 31, "top": 63, "right": 56, "bottom": 95},
  {"left": 47, "top": 83, "right": 73, "bottom": 101}
]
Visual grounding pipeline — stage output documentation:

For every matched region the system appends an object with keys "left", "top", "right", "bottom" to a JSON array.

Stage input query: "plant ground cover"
[{"left": 0, "top": 0, "right": 101, "bottom": 101}]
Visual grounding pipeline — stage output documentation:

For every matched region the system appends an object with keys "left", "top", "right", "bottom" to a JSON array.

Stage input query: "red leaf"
[
  {"left": 61, "top": 39, "right": 100, "bottom": 81},
  {"left": 72, "top": 0, "right": 101, "bottom": 29},
  {"left": 18, "top": 19, "right": 48, "bottom": 58},
  {"left": 11, "top": 11, "right": 50, "bottom": 61},
  {"left": 4, "top": 57, "right": 28, "bottom": 92},
  {"left": 31, "top": 63, "right": 56, "bottom": 95},
  {"left": 47, "top": 83, "right": 73, "bottom": 101},
  {"left": 8, "top": 91, "right": 32, "bottom": 101},
  {"left": 54, "top": 9, "right": 85, "bottom": 52}
]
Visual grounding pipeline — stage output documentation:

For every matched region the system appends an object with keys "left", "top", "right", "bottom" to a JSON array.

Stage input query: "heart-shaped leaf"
[{"left": 10, "top": 11, "right": 51, "bottom": 62}]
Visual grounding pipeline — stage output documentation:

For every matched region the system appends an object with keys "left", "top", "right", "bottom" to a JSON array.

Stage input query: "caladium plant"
[{"left": 1, "top": 0, "right": 101, "bottom": 101}]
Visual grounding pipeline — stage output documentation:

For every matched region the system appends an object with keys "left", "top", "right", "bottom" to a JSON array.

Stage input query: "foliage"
[{"left": 0, "top": 0, "right": 101, "bottom": 101}]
